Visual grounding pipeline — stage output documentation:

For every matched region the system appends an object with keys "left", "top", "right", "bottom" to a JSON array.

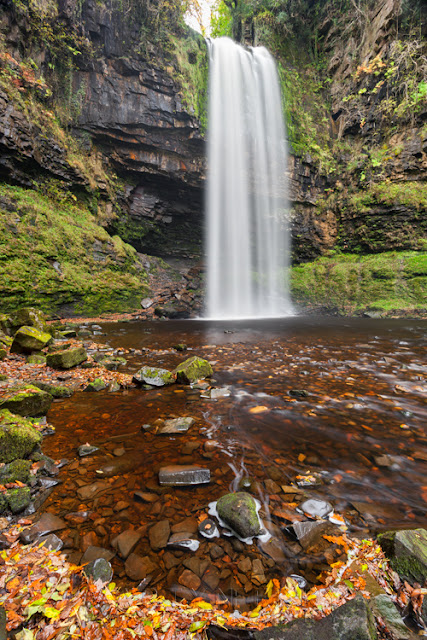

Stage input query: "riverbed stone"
[
  {"left": 46, "top": 347, "right": 88, "bottom": 369},
  {"left": 20, "top": 512, "right": 66, "bottom": 544},
  {"left": 84, "top": 558, "right": 113, "bottom": 584},
  {"left": 159, "top": 465, "right": 210, "bottom": 486},
  {"left": 157, "top": 417, "right": 195, "bottom": 434},
  {"left": 0, "top": 385, "right": 52, "bottom": 417},
  {"left": 174, "top": 356, "right": 213, "bottom": 384},
  {"left": 299, "top": 498, "right": 333, "bottom": 519},
  {"left": 33, "top": 382, "right": 74, "bottom": 398},
  {"left": 125, "top": 553, "right": 157, "bottom": 581},
  {"left": 293, "top": 520, "right": 330, "bottom": 550},
  {"left": 77, "top": 481, "right": 109, "bottom": 501},
  {"left": 39, "top": 533, "right": 63, "bottom": 551},
  {"left": 178, "top": 569, "right": 201, "bottom": 591},
  {"left": 11, "top": 326, "right": 52, "bottom": 353},
  {"left": 0, "top": 410, "right": 42, "bottom": 463},
  {"left": 78, "top": 444, "right": 99, "bottom": 457},
  {"left": 26, "top": 354, "right": 47, "bottom": 364},
  {"left": 81, "top": 546, "right": 115, "bottom": 564},
  {"left": 167, "top": 532, "right": 200, "bottom": 552},
  {"left": 149, "top": 520, "right": 170, "bottom": 550},
  {"left": 216, "top": 492, "right": 261, "bottom": 539},
  {"left": 133, "top": 366, "right": 176, "bottom": 387},
  {"left": 84, "top": 378, "right": 107, "bottom": 392},
  {"left": 370, "top": 594, "right": 413, "bottom": 639},
  {"left": 113, "top": 529, "right": 143, "bottom": 559}
]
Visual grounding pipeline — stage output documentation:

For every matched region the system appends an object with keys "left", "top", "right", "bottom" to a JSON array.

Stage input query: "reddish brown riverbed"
[{"left": 41, "top": 317, "right": 427, "bottom": 602}]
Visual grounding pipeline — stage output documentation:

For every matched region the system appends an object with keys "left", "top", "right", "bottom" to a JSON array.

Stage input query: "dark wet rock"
[
  {"left": 133, "top": 491, "right": 158, "bottom": 504},
  {"left": 40, "top": 533, "right": 63, "bottom": 551},
  {"left": 210, "top": 544, "right": 225, "bottom": 560},
  {"left": 183, "top": 557, "right": 209, "bottom": 578},
  {"left": 251, "top": 558, "right": 267, "bottom": 585},
  {"left": 202, "top": 565, "right": 221, "bottom": 591},
  {"left": 64, "top": 510, "right": 91, "bottom": 525},
  {"left": 100, "top": 356, "right": 127, "bottom": 371},
  {"left": 0, "top": 385, "right": 52, "bottom": 417},
  {"left": 264, "top": 479, "right": 281, "bottom": 494},
  {"left": 154, "top": 303, "right": 190, "bottom": 320},
  {"left": 259, "top": 537, "right": 288, "bottom": 564},
  {"left": 157, "top": 417, "right": 195, "bottom": 434},
  {"left": 299, "top": 498, "right": 333, "bottom": 519},
  {"left": 217, "top": 492, "right": 261, "bottom": 539},
  {"left": 81, "top": 546, "right": 115, "bottom": 565},
  {"left": 78, "top": 444, "right": 99, "bottom": 457},
  {"left": 11, "top": 326, "right": 52, "bottom": 353},
  {"left": 370, "top": 594, "right": 413, "bottom": 639},
  {"left": 5, "top": 487, "right": 31, "bottom": 513},
  {"left": 0, "top": 459, "right": 31, "bottom": 484},
  {"left": 174, "top": 356, "right": 213, "bottom": 384},
  {"left": 167, "top": 532, "right": 200, "bottom": 552},
  {"left": 374, "top": 454, "right": 402, "bottom": 470},
  {"left": 178, "top": 568, "right": 201, "bottom": 591},
  {"left": 84, "top": 558, "right": 113, "bottom": 584},
  {"left": 199, "top": 518, "right": 219, "bottom": 539},
  {"left": 113, "top": 529, "right": 143, "bottom": 559},
  {"left": 292, "top": 520, "right": 330, "bottom": 549},
  {"left": 97, "top": 457, "right": 137, "bottom": 477},
  {"left": 125, "top": 553, "right": 157, "bottom": 581},
  {"left": 159, "top": 465, "right": 210, "bottom": 486},
  {"left": 173, "top": 343, "right": 187, "bottom": 352},
  {"left": 33, "top": 382, "right": 74, "bottom": 398},
  {"left": 289, "top": 389, "right": 309, "bottom": 398},
  {"left": 133, "top": 366, "right": 176, "bottom": 387},
  {"left": 149, "top": 519, "right": 170, "bottom": 550},
  {"left": 20, "top": 512, "right": 66, "bottom": 544},
  {"left": 171, "top": 518, "right": 198, "bottom": 534},
  {"left": 46, "top": 347, "right": 88, "bottom": 369},
  {"left": 84, "top": 378, "right": 107, "bottom": 392},
  {"left": 0, "top": 604, "right": 6, "bottom": 640}
]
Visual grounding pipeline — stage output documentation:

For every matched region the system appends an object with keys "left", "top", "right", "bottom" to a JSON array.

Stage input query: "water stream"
[{"left": 206, "top": 38, "right": 292, "bottom": 319}]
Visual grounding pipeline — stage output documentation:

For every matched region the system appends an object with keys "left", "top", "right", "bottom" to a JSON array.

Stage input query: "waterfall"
[{"left": 206, "top": 37, "right": 293, "bottom": 320}]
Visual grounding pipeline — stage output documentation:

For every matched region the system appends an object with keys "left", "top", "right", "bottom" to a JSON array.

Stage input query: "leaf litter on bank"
[{"left": 0, "top": 524, "right": 422, "bottom": 639}]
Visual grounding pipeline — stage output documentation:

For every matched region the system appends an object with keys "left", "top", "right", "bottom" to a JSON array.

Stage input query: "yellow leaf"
[
  {"left": 196, "top": 601, "right": 212, "bottom": 610},
  {"left": 249, "top": 406, "right": 269, "bottom": 414}
]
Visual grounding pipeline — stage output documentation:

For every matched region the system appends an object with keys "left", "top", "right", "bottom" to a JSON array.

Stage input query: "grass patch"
[{"left": 291, "top": 251, "right": 427, "bottom": 315}]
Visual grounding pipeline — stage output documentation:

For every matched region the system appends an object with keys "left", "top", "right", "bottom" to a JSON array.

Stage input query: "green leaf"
[{"left": 189, "top": 620, "right": 207, "bottom": 633}]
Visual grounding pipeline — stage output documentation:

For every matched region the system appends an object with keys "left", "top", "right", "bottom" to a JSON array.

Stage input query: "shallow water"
[{"left": 42, "top": 317, "right": 427, "bottom": 600}]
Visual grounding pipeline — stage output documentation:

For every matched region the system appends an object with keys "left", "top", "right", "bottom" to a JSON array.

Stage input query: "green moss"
[
  {"left": 0, "top": 409, "right": 42, "bottom": 463},
  {"left": 5, "top": 486, "right": 31, "bottom": 513},
  {"left": 0, "top": 459, "right": 32, "bottom": 484},
  {"left": 291, "top": 251, "right": 427, "bottom": 315},
  {"left": 0, "top": 183, "right": 149, "bottom": 316},
  {"left": 174, "top": 356, "right": 213, "bottom": 384}
]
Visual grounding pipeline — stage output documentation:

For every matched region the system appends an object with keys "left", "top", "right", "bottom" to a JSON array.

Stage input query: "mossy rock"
[
  {"left": 9, "top": 308, "right": 48, "bottom": 333},
  {"left": 392, "top": 529, "right": 427, "bottom": 585},
  {"left": 0, "top": 493, "right": 8, "bottom": 514},
  {"left": 58, "top": 330, "right": 77, "bottom": 339},
  {"left": 173, "top": 356, "right": 213, "bottom": 384},
  {"left": 0, "top": 384, "right": 52, "bottom": 417},
  {"left": 33, "top": 381, "right": 74, "bottom": 398},
  {"left": 133, "top": 366, "right": 176, "bottom": 387},
  {"left": 216, "top": 492, "right": 261, "bottom": 539},
  {"left": 46, "top": 347, "right": 87, "bottom": 369},
  {"left": 100, "top": 356, "right": 127, "bottom": 371},
  {"left": 0, "top": 410, "right": 42, "bottom": 463},
  {"left": 5, "top": 486, "right": 31, "bottom": 513},
  {"left": 0, "top": 349, "right": 6, "bottom": 361},
  {"left": 0, "top": 459, "right": 31, "bottom": 484},
  {"left": 0, "top": 314, "right": 11, "bottom": 335},
  {"left": 11, "top": 326, "right": 52, "bottom": 353},
  {"left": 27, "top": 354, "right": 47, "bottom": 365},
  {"left": 0, "top": 332, "right": 12, "bottom": 349},
  {"left": 84, "top": 378, "right": 107, "bottom": 392}
]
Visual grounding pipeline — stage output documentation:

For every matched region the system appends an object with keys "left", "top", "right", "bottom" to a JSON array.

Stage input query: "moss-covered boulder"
[
  {"left": 84, "top": 378, "right": 107, "bottom": 392},
  {"left": 0, "top": 459, "right": 32, "bottom": 484},
  {"left": 0, "top": 332, "right": 12, "bottom": 349},
  {"left": 5, "top": 487, "right": 31, "bottom": 513},
  {"left": 0, "top": 410, "right": 42, "bottom": 463},
  {"left": 46, "top": 347, "right": 87, "bottom": 369},
  {"left": 0, "top": 314, "right": 11, "bottom": 335},
  {"left": 9, "top": 308, "right": 48, "bottom": 333},
  {"left": 216, "top": 492, "right": 261, "bottom": 539},
  {"left": 33, "top": 381, "right": 74, "bottom": 398},
  {"left": 27, "top": 354, "right": 47, "bottom": 364},
  {"left": 382, "top": 528, "right": 427, "bottom": 585},
  {"left": 133, "top": 366, "right": 176, "bottom": 387},
  {"left": 11, "top": 326, "right": 52, "bottom": 353},
  {"left": 100, "top": 356, "right": 127, "bottom": 371},
  {"left": 173, "top": 356, "right": 213, "bottom": 384},
  {"left": 0, "top": 493, "right": 8, "bottom": 514},
  {"left": 0, "top": 385, "right": 52, "bottom": 417}
]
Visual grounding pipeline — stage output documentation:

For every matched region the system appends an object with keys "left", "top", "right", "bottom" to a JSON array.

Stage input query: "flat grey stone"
[
  {"left": 159, "top": 465, "right": 210, "bottom": 486},
  {"left": 370, "top": 594, "right": 414, "bottom": 639},
  {"left": 157, "top": 417, "right": 195, "bottom": 434},
  {"left": 113, "top": 529, "right": 143, "bottom": 559},
  {"left": 293, "top": 520, "right": 329, "bottom": 549},
  {"left": 300, "top": 498, "right": 333, "bottom": 519},
  {"left": 39, "top": 533, "right": 63, "bottom": 551},
  {"left": 78, "top": 444, "right": 99, "bottom": 457},
  {"left": 81, "top": 546, "right": 115, "bottom": 565},
  {"left": 20, "top": 513, "right": 66, "bottom": 544}
]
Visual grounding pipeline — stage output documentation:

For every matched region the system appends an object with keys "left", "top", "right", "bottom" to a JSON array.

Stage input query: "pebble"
[
  {"left": 149, "top": 520, "right": 170, "bottom": 550},
  {"left": 299, "top": 498, "right": 333, "bottom": 519},
  {"left": 157, "top": 417, "right": 195, "bottom": 435},
  {"left": 167, "top": 532, "right": 200, "bottom": 552},
  {"left": 198, "top": 518, "right": 219, "bottom": 539},
  {"left": 178, "top": 569, "right": 200, "bottom": 591},
  {"left": 159, "top": 465, "right": 210, "bottom": 486},
  {"left": 113, "top": 529, "right": 143, "bottom": 559},
  {"left": 125, "top": 553, "right": 157, "bottom": 581}
]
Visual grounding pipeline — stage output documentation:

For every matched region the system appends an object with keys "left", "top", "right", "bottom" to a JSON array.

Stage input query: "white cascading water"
[{"left": 206, "top": 37, "right": 293, "bottom": 319}]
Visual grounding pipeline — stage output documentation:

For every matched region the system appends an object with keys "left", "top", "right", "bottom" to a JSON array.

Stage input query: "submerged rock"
[
  {"left": 167, "top": 532, "right": 200, "bottom": 552},
  {"left": 0, "top": 410, "right": 42, "bottom": 463},
  {"left": 46, "top": 347, "right": 87, "bottom": 369},
  {"left": 157, "top": 417, "right": 195, "bottom": 434},
  {"left": 174, "top": 356, "right": 213, "bottom": 384},
  {"left": 149, "top": 520, "right": 170, "bottom": 550},
  {"left": 0, "top": 385, "right": 52, "bottom": 417},
  {"left": 20, "top": 512, "right": 66, "bottom": 544},
  {"left": 125, "top": 554, "right": 156, "bottom": 581},
  {"left": 84, "top": 378, "right": 107, "bottom": 392},
  {"left": 78, "top": 444, "right": 99, "bottom": 457},
  {"left": 11, "top": 326, "right": 51, "bottom": 353},
  {"left": 159, "top": 465, "right": 210, "bottom": 486},
  {"left": 299, "top": 498, "right": 333, "bottom": 519},
  {"left": 133, "top": 366, "right": 176, "bottom": 387},
  {"left": 216, "top": 492, "right": 261, "bottom": 539}
]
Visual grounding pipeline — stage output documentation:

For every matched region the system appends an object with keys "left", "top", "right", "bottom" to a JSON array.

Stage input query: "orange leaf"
[{"left": 249, "top": 406, "right": 269, "bottom": 414}]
